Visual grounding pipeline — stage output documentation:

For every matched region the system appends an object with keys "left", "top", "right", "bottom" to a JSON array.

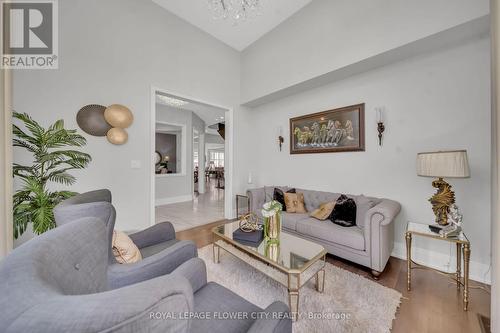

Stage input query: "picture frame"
[{"left": 289, "top": 103, "right": 365, "bottom": 154}]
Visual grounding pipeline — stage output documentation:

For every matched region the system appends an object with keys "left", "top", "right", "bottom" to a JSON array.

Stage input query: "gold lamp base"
[{"left": 429, "top": 177, "right": 455, "bottom": 226}]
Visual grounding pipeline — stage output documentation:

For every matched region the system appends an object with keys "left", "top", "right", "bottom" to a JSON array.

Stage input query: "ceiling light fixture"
[
  {"left": 207, "top": 0, "right": 262, "bottom": 23},
  {"left": 157, "top": 95, "right": 189, "bottom": 107}
]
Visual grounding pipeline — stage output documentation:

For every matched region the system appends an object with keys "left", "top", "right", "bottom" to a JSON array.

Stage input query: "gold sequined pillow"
[
  {"left": 284, "top": 192, "right": 307, "bottom": 213},
  {"left": 112, "top": 230, "right": 142, "bottom": 264},
  {"left": 310, "top": 202, "right": 336, "bottom": 220}
]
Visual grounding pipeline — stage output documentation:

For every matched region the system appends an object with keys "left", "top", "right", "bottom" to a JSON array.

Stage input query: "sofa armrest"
[
  {"left": 364, "top": 199, "right": 401, "bottom": 272},
  {"left": 247, "top": 301, "right": 292, "bottom": 333},
  {"left": 247, "top": 188, "right": 265, "bottom": 216},
  {"left": 108, "top": 240, "right": 198, "bottom": 289},
  {"left": 171, "top": 258, "right": 207, "bottom": 294},
  {"left": 365, "top": 199, "right": 401, "bottom": 227},
  {"left": 7, "top": 274, "right": 193, "bottom": 333},
  {"left": 128, "top": 222, "right": 176, "bottom": 248}
]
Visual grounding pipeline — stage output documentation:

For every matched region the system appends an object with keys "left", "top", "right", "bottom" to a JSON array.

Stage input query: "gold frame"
[{"left": 212, "top": 226, "right": 327, "bottom": 320}]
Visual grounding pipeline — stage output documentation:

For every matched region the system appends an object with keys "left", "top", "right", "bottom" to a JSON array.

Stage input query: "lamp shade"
[{"left": 417, "top": 150, "right": 470, "bottom": 178}]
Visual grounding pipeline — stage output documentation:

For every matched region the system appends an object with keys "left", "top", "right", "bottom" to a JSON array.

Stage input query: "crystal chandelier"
[{"left": 207, "top": 0, "right": 262, "bottom": 22}]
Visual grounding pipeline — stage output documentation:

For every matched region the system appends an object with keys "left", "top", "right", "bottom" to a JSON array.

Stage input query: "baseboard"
[
  {"left": 392, "top": 242, "right": 491, "bottom": 285},
  {"left": 155, "top": 195, "right": 193, "bottom": 206}
]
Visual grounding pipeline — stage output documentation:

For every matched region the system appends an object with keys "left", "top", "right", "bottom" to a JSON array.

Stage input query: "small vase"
[{"left": 264, "top": 212, "right": 281, "bottom": 241}]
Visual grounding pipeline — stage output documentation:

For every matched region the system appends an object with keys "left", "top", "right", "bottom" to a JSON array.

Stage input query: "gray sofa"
[
  {"left": 247, "top": 186, "right": 401, "bottom": 277},
  {"left": 54, "top": 189, "right": 198, "bottom": 289},
  {"left": 0, "top": 217, "right": 292, "bottom": 332}
]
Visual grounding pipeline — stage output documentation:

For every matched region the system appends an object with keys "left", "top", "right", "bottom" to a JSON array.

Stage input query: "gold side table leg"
[
  {"left": 456, "top": 243, "right": 462, "bottom": 290},
  {"left": 288, "top": 273, "right": 300, "bottom": 321},
  {"left": 405, "top": 232, "right": 412, "bottom": 291},
  {"left": 463, "top": 244, "right": 470, "bottom": 311}
]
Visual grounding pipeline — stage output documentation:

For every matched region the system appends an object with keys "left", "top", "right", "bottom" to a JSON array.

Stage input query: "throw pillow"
[
  {"left": 329, "top": 194, "right": 357, "bottom": 227},
  {"left": 310, "top": 201, "right": 336, "bottom": 220},
  {"left": 355, "top": 195, "right": 376, "bottom": 228},
  {"left": 273, "top": 187, "right": 296, "bottom": 212},
  {"left": 112, "top": 230, "right": 142, "bottom": 264},
  {"left": 284, "top": 192, "right": 307, "bottom": 213}
]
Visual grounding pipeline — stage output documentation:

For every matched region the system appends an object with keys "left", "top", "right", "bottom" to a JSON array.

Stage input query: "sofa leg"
[{"left": 371, "top": 270, "right": 382, "bottom": 280}]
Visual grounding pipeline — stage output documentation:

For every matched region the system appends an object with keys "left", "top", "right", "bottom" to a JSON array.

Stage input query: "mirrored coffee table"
[{"left": 212, "top": 221, "right": 327, "bottom": 320}]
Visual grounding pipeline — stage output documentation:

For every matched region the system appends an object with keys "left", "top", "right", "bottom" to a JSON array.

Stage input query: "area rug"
[{"left": 198, "top": 245, "right": 402, "bottom": 333}]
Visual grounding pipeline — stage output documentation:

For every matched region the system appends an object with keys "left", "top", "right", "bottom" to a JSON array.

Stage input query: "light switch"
[{"left": 131, "top": 160, "right": 142, "bottom": 169}]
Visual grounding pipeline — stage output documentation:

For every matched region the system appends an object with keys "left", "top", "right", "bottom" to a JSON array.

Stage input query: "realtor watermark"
[{"left": 1, "top": 0, "right": 58, "bottom": 69}]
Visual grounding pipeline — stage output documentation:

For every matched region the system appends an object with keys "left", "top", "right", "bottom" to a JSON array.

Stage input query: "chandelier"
[{"left": 207, "top": 0, "right": 262, "bottom": 22}]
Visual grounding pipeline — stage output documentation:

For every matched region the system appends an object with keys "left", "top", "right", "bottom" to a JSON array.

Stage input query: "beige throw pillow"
[
  {"left": 310, "top": 202, "right": 336, "bottom": 220},
  {"left": 284, "top": 192, "right": 307, "bottom": 213},
  {"left": 112, "top": 230, "right": 142, "bottom": 264}
]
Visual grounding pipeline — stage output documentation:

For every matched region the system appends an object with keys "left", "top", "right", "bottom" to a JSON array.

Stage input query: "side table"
[{"left": 405, "top": 221, "right": 471, "bottom": 311}]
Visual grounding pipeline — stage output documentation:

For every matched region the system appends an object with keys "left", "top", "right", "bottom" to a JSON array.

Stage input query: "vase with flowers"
[{"left": 261, "top": 200, "right": 283, "bottom": 243}]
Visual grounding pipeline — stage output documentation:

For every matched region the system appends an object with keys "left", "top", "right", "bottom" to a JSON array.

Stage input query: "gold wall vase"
[
  {"left": 429, "top": 177, "right": 456, "bottom": 226},
  {"left": 264, "top": 212, "right": 281, "bottom": 241},
  {"left": 107, "top": 128, "right": 128, "bottom": 145},
  {"left": 104, "top": 104, "right": 134, "bottom": 128}
]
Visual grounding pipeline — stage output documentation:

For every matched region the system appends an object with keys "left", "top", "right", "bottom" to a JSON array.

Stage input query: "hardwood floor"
[{"left": 176, "top": 220, "right": 491, "bottom": 333}]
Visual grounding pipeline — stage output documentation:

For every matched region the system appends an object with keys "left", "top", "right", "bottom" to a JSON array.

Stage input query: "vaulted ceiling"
[{"left": 151, "top": 0, "right": 313, "bottom": 51}]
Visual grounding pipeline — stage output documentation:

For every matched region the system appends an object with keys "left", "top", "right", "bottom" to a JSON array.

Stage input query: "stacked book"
[{"left": 232, "top": 228, "right": 264, "bottom": 247}]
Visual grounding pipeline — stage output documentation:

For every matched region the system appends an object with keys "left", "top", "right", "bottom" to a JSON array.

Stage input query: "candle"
[{"left": 376, "top": 108, "right": 383, "bottom": 123}]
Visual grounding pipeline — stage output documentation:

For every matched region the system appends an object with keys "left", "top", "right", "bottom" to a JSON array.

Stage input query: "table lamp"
[{"left": 416, "top": 150, "right": 470, "bottom": 226}]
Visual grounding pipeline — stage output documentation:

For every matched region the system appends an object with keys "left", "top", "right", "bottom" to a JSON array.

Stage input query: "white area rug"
[{"left": 198, "top": 245, "right": 402, "bottom": 333}]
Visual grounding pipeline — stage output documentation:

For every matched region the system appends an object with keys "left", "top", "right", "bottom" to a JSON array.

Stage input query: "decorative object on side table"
[
  {"left": 375, "top": 107, "right": 385, "bottom": 146},
  {"left": 12, "top": 112, "right": 91, "bottom": 238},
  {"left": 290, "top": 103, "right": 365, "bottom": 154},
  {"left": 416, "top": 150, "right": 470, "bottom": 225},
  {"left": 262, "top": 200, "right": 283, "bottom": 242},
  {"left": 406, "top": 221, "right": 470, "bottom": 311}
]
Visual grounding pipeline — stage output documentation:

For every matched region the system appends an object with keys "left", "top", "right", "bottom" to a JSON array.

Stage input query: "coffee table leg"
[
  {"left": 288, "top": 273, "right": 300, "bottom": 321},
  {"left": 315, "top": 269, "right": 325, "bottom": 293},
  {"left": 212, "top": 243, "right": 220, "bottom": 264}
]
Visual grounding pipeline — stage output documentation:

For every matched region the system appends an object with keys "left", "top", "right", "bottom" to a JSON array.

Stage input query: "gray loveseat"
[
  {"left": 247, "top": 186, "right": 401, "bottom": 277},
  {"left": 0, "top": 217, "right": 292, "bottom": 332}
]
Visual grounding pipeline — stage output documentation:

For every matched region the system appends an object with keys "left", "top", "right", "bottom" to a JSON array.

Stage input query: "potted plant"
[
  {"left": 261, "top": 200, "right": 283, "bottom": 242},
  {"left": 12, "top": 112, "right": 91, "bottom": 238}
]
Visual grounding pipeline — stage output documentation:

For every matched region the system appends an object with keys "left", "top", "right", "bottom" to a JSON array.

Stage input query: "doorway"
[{"left": 150, "top": 88, "right": 233, "bottom": 231}]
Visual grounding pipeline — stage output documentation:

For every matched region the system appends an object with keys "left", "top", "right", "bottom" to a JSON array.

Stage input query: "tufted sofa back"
[{"left": 54, "top": 189, "right": 117, "bottom": 263}]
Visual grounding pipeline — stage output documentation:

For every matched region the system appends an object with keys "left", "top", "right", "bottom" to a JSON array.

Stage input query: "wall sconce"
[
  {"left": 376, "top": 107, "right": 385, "bottom": 146},
  {"left": 277, "top": 126, "right": 284, "bottom": 151}
]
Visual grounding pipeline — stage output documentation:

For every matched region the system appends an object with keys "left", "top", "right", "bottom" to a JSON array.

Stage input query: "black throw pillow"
[
  {"left": 273, "top": 188, "right": 296, "bottom": 212},
  {"left": 329, "top": 194, "right": 357, "bottom": 227}
]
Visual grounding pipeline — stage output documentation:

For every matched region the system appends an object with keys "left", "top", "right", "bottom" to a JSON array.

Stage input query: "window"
[{"left": 210, "top": 151, "right": 224, "bottom": 168}]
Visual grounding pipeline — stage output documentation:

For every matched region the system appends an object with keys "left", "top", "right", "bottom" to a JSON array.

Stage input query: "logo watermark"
[{"left": 1, "top": 0, "right": 58, "bottom": 69}]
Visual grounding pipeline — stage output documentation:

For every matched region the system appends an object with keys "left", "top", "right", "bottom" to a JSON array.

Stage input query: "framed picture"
[{"left": 290, "top": 103, "right": 365, "bottom": 154}]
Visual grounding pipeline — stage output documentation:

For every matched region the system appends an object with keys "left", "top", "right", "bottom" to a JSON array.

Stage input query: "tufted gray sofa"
[
  {"left": 247, "top": 186, "right": 401, "bottom": 277},
  {"left": 0, "top": 217, "right": 292, "bottom": 332}
]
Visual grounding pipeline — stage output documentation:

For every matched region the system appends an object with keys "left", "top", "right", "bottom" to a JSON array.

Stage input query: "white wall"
[
  {"left": 241, "top": 0, "right": 489, "bottom": 104},
  {"left": 241, "top": 37, "right": 492, "bottom": 283},
  {"left": 12, "top": 0, "right": 240, "bottom": 232},
  {"left": 155, "top": 105, "right": 192, "bottom": 204}
]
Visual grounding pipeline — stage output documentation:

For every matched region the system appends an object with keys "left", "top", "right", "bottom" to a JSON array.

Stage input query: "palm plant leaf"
[{"left": 12, "top": 112, "right": 91, "bottom": 238}]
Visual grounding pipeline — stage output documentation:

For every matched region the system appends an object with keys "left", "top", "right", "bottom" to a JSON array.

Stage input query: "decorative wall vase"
[
  {"left": 104, "top": 104, "right": 134, "bottom": 128},
  {"left": 76, "top": 104, "right": 112, "bottom": 136},
  {"left": 106, "top": 127, "right": 128, "bottom": 145}
]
